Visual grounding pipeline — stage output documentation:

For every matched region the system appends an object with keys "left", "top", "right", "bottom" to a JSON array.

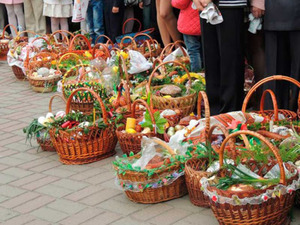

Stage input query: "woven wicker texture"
[
  {"left": 0, "top": 24, "right": 16, "bottom": 60},
  {"left": 207, "top": 130, "right": 297, "bottom": 225},
  {"left": 49, "top": 88, "right": 117, "bottom": 165},
  {"left": 159, "top": 40, "right": 190, "bottom": 65},
  {"left": 114, "top": 139, "right": 187, "bottom": 203},
  {"left": 116, "top": 99, "right": 156, "bottom": 155},
  {"left": 148, "top": 61, "right": 197, "bottom": 117},
  {"left": 242, "top": 75, "right": 300, "bottom": 121}
]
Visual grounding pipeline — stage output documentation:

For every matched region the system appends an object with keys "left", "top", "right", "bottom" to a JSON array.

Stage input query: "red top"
[{"left": 171, "top": 0, "right": 201, "bottom": 36}]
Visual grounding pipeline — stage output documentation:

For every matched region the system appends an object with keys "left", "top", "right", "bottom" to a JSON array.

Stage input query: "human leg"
[
  {"left": 92, "top": 0, "right": 105, "bottom": 43},
  {"left": 50, "top": 17, "right": 60, "bottom": 37},
  {"left": 5, "top": 4, "right": 18, "bottom": 37},
  {"left": 123, "top": 7, "right": 134, "bottom": 34},
  {"left": 13, "top": 4, "right": 25, "bottom": 33},
  {"left": 156, "top": 0, "right": 171, "bottom": 46},
  {"left": 60, "top": 18, "right": 69, "bottom": 38},
  {"left": 201, "top": 18, "right": 221, "bottom": 115},
  {"left": 24, "top": 0, "right": 35, "bottom": 36},
  {"left": 159, "top": 0, "right": 181, "bottom": 42},
  {"left": 32, "top": 0, "right": 46, "bottom": 34},
  {"left": 143, "top": 4, "right": 151, "bottom": 29},
  {"left": 86, "top": 0, "right": 95, "bottom": 44},
  {"left": 218, "top": 8, "right": 245, "bottom": 113},
  {"left": 183, "top": 34, "right": 202, "bottom": 72}
]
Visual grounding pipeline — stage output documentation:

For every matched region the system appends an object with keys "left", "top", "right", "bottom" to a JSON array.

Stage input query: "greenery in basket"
[{"left": 23, "top": 118, "right": 49, "bottom": 144}]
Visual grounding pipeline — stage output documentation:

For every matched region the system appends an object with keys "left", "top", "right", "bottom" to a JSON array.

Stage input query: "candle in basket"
[{"left": 126, "top": 118, "right": 136, "bottom": 131}]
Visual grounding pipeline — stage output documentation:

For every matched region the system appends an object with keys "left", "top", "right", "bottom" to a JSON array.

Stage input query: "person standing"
[
  {"left": 24, "top": 0, "right": 46, "bottom": 36},
  {"left": 86, "top": 0, "right": 105, "bottom": 44},
  {"left": 0, "top": 0, "right": 25, "bottom": 36},
  {"left": 138, "top": 0, "right": 151, "bottom": 29},
  {"left": 264, "top": 0, "right": 300, "bottom": 111},
  {"left": 103, "top": 0, "right": 124, "bottom": 42},
  {"left": 172, "top": 0, "right": 202, "bottom": 72}
]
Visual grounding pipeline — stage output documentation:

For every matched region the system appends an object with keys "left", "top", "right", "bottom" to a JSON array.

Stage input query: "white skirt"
[{"left": 43, "top": 3, "right": 73, "bottom": 18}]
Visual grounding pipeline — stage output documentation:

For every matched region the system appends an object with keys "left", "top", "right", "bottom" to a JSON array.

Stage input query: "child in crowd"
[
  {"left": 172, "top": 0, "right": 202, "bottom": 72},
  {"left": 24, "top": 0, "right": 46, "bottom": 36},
  {"left": 0, "top": 0, "right": 25, "bottom": 36},
  {"left": 86, "top": 0, "right": 105, "bottom": 44},
  {"left": 43, "top": 0, "right": 73, "bottom": 38},
  {"left": 103, "top": 0, "right": 124, "bottom": 42}
]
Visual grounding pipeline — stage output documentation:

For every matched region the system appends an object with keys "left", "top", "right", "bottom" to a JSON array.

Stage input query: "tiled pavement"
[{"left": 0, "top": 61, "right": 299, "bottom": 225}]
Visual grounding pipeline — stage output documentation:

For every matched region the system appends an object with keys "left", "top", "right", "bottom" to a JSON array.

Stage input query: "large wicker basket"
[
  {"left": 49, "top": 88, "right": 117, "bottom": 164},
  {"left": 148, "top": 61, "right": 197, "bottom": 117},
  {"left": 202, "top": 130, "right": 298, "bottom": 225},
  {"left": 116, "top": 99, "right": 157, "bottom": 155},
  {"left": 0, "top": 24, "right": 16, "bottom": 60},
  {"left": 242, "top": 75, "right": 300, "bottom": 121},
  {"left": 159, "top": 40, "right": 190, "bottom": 65},
  {"left": 114, "top": 138, "right": 187, "bottom": 203}
]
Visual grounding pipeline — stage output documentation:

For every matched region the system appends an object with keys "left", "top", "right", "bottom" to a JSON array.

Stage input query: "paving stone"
[
  {"left": 13, "top": 195, "right": 55, "bottom": 214},
  {"left": 0, "top": 185, "right": 26, "bottom": 198},
  {"left": 69, "top": 168, "right": 103, "bottom": 181},
  {"left": 131, "top": 203, "right": 173, "bottom": 221},
  {"left": 9, "top": 152, "right": 40, "bottom": 161},
  {"left": 60, "top": 207, "right": 105, "bottom": 225},
  {"left": 80, "top": 189, "right": 121, "bottom": 206},
  {"left": 2, "top": 167, "right": 33, "bottom": 178},
  {"left": 84, "top": 211, "right": 122, "bottom": 225},
  {"left": 1, "top": 192, "right": 40, "bottom": 209},
  {"left": 174, "top": 213, "right": 219, "bottom": 225},
  {"left": 111, "top": 217, "right": 150, "bottom": 225},
  {"left": 0, "top": 173, "right": 18, "bottom": 184},
  {"left": 30, "top": 207, "right": 68, "bottom": 223},
  {"left": 36, "top": 184, "right": 74, "bottom": 198},
  {"left": 0, "top": 207, "right": 19, "bottom": 222},
  {"left": 64, "top": 186, "right": 103, "bottom": 202},
  {"left": 29, "top": 161, "right": 61, "bottom": 173},
  {"left": 9, "top": 173, "right": 46, "bottom": 187},
  {"left": 51, "top": 178, "right": 89, "bottom": 191},
  {"left": 42, "top": 167, "right": 76, "bottom": 178},
  {"left": 165, "top": 196, "right": 205, "bottom": 213},
  {"left": 0, "top": 195, "right": 9, "bottom": 203},
  {"left": 84, "top": 171, "right": 116, "bottom": 185},
  {"left": 18, "top": 157, "right": 53, "bottom": 170},
  {"left": 0, "top": 157, "right": 27, "bottom": 166},
  {"left": 21, "top": 176, "right": 59, "bottom": 191},
  {"left": 148, "top": 208, "right": 192, "bottom": 225},
  {"left": 24, "top": 219, "right": 51, "bottom": 225},
  {"left": 1, "top": 214, "right": 35, "bottom": 225},
  {"left": 47, "top": 199, "right": 86, "bottom": 214}
]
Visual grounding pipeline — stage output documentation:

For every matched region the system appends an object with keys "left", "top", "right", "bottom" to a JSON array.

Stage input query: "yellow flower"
[
  {"left": 84, "top": 51, "right": 93, "bottom": 59},
  {"left": 51, "top": 60, "right": 57, "bottom": 65},
  {"left": 117, "top": 51, "right": 129, "bottom": 60},
  {"left": 112, "top": 66, "right": 118, "bottom": 74}
]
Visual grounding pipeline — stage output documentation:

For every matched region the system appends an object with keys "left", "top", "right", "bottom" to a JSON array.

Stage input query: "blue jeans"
[
  {"left": 87, "top": 0, "right": 105, "bottom": 44},
  {"left": 183, "top": 34, "right": 203, "bottom": 72}
]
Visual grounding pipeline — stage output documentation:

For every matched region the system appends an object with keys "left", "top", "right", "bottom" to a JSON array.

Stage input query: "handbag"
[{"left": 124, "top": 0, "right": 139, "bottom": 7}]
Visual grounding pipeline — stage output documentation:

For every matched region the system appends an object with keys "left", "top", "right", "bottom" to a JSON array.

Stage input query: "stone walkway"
[{"left": 0, "top": 61, "right": 299, "bottom": 225}]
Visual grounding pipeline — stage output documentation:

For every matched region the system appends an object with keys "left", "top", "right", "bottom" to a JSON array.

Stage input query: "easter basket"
[
  {"left": 133, "top": 33, "right": 162, "bottom": 59},
  {"left": 159, "top": 40, "right": 190, "bottom": 65},
  {"left": 200, "top": 130, "right": 299, "bottom": 225},
  {"left": 0, "top": 24, "right": 17, "bottom": 60},
  {"left": 49, "top": 88, "right": 117, "bottom": 164},
  {"left": 61, "top": 64, "right": 105, "bottom": 114},
  {"left": 27, "top": 52, "right": 61, "bottom": 93},
  {"left": 116, "top": 99, "right": 157, "bottom": 155},
  {"left": 242, "top": 75, "right": 300, "bottom": 121},
  {"left": 148, "top": 61, "right": 197, "bottom": 117},
  {"left": 113, "top": 138, "right": 187, "bottom": 203}
]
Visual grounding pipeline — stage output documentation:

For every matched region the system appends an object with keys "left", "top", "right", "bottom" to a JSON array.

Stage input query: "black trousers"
[
  {"left": 265, "top": 31, "right": 300, "bottom": 111},
  {"left": 201, "top": 8, "right": 245, "bottom": 115},
  {"left": 103, "top": 0, "right": 125, "bottom": 43}
]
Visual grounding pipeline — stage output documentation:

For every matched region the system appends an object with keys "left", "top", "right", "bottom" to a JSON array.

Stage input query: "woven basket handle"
[
  {"left": 122, "top": 18, "right": 142, "bottom": 34},
  {"left": 92, "top": 43, "right": 110, "bottom": 59},
  {"left": 167, "top": 40, "right": 188, "bottom": 57},
  {"left": 242, "top": 75, "right": 300, "bottom": 114},
  {"left": 152, "top": 138, "right": 176, "bottom": 155},
  {"left": 119, "top": 36, "right": 137, "bottom": 49},
  {"left": 116, "top": 80, "right": 132, "bottom": 112},
  {"left": 197, "top": 91, "right": 210, "bottom": 139},
  {"left": 69, "top": 34, "right": 92, "bottom": 51},
  {"left": 152, "top": 57, "right": 163, "bottom": 70},
  {"left": 141, "top": 40, "right": 152, "bottom": 58},
  {"left": 15, "top": 30, "right": 36, "bottom": 39},
  {"left": 29, "top": 52, "right": 59, "bottom": 71},
  {"left": 159, "top": 42, "right": 174, "bottom": 60},
  {"left": 2, "top": 24, "right": 17, "bottom": 38},
  {"left": 219, "top": 130, "right": 286, "bottom": 185},
  {"left": 133, "top": 32, "right": 154, "bottom": 44},
  {"left": 65, "top": 87, "right": 108, "bottom": 124},
  {"left": 50, "top": 30, "right": 74, "bottom": 46},
  {"left": 31, "top": 36, "right": 51, "bottom": 46},
  {"left": 49, "top": 94, "right": 66, "bottom": 112},
  {"left": 131, "top": 99, "right": 156, "bottom": 133},
  {"left": 95, "top": 34, "right": 114, "bottom": 46},
  {"left": 259, "top": 89, "right": 279, "bottom": 121},
  {"left": 58, "top": 52, "right": 81, "bottom": 66},
  {"left": 118, "top": 55, "right": 131, "bottom": 85}
]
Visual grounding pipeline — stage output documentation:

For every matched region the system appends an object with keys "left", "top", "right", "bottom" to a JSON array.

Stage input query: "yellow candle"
[
  {"left": 126, "top": 118, "right": 136, "bottom": 131},
  {"left": 93, "top": 108, "right": 96, "bottom": 125}
]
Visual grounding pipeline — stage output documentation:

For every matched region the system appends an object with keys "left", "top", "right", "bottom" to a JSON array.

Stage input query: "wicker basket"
[
  {"left": 148, "top": 61, "right": 197, "bottom": 117},
  {"left": 242, "top": 75, "right": 300, "bottom": 121},
  {"left": 62, "top": 64, "right": 103, "bottom": 114},
  {"left": 70, "top": 33, "right": 92, "bottom": 52},
  {"left": 49, "top": 88, "right": 117, "bottom": 165},
  {"left": 0, "top": 24, "right": 16, "bottom": 60},
  {"left": 116, "top": 99, "right": 157, "bottom": 155},
  {"left": 27, "top": 52, "right": 61, "bottom": 93},
  {"left": 202, "top": 130, "right": 298, "bottom": 225},
  {"left": 114, "top": 138, "right": 187, "bottom": 203},
  {"left": 92, "top": 43, "right": 110, "bottom": 60},
  {"left": 133, "top": 33, "right": 162, "bottom": 59},
  {"left": 295, "top": 190, "right": 300, "bottom": 208},
  {"left": 95, "top": 34, "right": 114, "bottom": 47},
  {"left": 159, "top": 40, "right": 190, "bottom": 65},
  {"left": 49, "top": 30, "right": 74, "bottom": 56}
]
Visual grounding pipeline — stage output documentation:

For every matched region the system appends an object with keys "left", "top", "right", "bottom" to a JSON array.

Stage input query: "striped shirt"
[{"left": 219, "top": 0, "right": 247, "bottom": 7}]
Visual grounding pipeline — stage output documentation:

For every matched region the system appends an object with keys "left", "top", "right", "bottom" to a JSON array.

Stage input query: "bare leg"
[
  {"left": 5, "top": 4, "right": 17, "bottom": 37},
  {"left": 160, "top": 0, "right": 181, "bottom": 42},
  {"left": 156, "top": 0, "right": 171, "bottom": 46},
  {"left": 50, "top": 17, "right": 60, "bottom": 38}
]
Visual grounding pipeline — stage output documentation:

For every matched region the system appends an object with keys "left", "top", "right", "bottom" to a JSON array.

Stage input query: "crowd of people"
[{"left": 0, "top": 0, "right": 300, "bottom": 116}]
